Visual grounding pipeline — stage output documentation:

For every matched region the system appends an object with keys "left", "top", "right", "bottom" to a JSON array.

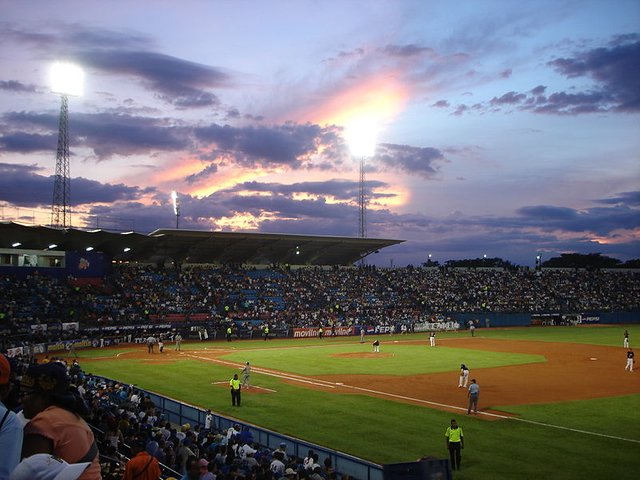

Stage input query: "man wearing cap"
[
  {"left": 1, "top": 354, "right": 23, "bottom": 479},
  {"left": 122, "top": 438, "right": 162, "bottom": 480},
  {"left": 274, "top": 442, "right": 289, "bottom": 462},
  {"left": 282, "top": 468, "right": 298, "bottom": 480}
]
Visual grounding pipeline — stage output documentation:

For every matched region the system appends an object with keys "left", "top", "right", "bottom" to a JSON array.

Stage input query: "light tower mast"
[
  {"left": 51, "top": 95, "right": 70, "bottom": 228},
  {"left": 358, "top": 157, "right": 367, "bottom": 238},
  {"left": 50, "top": 62, "right": 83, "bottom": 229}
]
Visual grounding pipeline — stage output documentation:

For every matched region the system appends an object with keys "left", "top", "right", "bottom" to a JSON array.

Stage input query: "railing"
[{"left": 96, "top": 377, "right": 383, "bottom": 480}]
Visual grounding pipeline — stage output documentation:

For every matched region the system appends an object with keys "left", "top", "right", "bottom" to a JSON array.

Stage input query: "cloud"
[
  {"left": 226, "top": 179, "right": 392, "bottom": 202},
  {"left": 375, "top": 143, "right": 445, "bottom": 178},
  {"left": 379, "top": 44, "right": 435, "bottom": 58},
  {"left": 595, "top": 191, "right": 640, "bottom": 206},
  {"left": 0, "top": 80, "right": 38, "bottom": 93},
  {"left": 547, "top": 39, "right": 639, "bottom": 112},
  {"left": 75, "top": 49, "right": 228, "bottom": 108},
  {"left": 193, "top": 122, "right": 344, "bottom": 173},
  {"left": 437, "top": 37, "right": 640, "bottom": 115},
  {"left": 489, "top": 91, "right": 526, "bottom": 106},
  {"left": 2, "top": 110, "right": 191, "bottom": 159},
  {"left": 0, "top": 162, "right": 153, "bottom": 207},
  {"left": 1, "top": 24, "right": 229, "bottom": 108},
  {"left": 0, "top": 132, "right": 57, "bottom": 152}
]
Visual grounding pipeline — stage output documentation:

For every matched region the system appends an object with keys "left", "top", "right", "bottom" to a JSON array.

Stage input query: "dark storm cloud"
[
  {"left": 75, "top": 49, "right": 228, "bottom": 108},
  {"left": 375, "top": 143, "right": 445, "bottom": 178},
  {"left": 193, "top": 123, "right": 342, "bottom": 169},
  {"left": 0, "top": 162, "right": 153, "bottom": 207},
  {"left": 0, "top": 80, "right": 38, "bottom": 93},
  {"left": 2, "top": 110, "right": 190, "bottom": 159}
]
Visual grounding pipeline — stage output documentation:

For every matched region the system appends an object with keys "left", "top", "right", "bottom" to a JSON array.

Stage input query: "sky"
[{"left": 0, "top": 0, "right": 638, "bottom": 267}]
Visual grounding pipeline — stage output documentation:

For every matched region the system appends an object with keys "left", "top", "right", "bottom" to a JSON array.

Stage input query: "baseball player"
[
  {"left": 458, "top": 364, "right": 470, "bottom": 388},
  {"left": 623, "top": 330, "right": 629, "bottom": 348},
  {"left": 372, "top": 339, "right": 380, "bottom": 353},
  {"left": 241, "top": 362, "right": 251, "bottom": 388},
  {"left": 625, "top": 348, "right": 634, "bottom": 372},
  {"left": 429, "top": 331, "right": 436, "bottom": 347}
]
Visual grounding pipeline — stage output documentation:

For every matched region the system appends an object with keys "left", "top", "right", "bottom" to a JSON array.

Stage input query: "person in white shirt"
[{"left": 0, "top": 354, "right": 23, "bottom": 479}]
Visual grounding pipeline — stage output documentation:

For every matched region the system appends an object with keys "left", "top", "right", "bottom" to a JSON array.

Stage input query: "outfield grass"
[{"left": 81, "top": 326, "right": 640, "bottom": 479}]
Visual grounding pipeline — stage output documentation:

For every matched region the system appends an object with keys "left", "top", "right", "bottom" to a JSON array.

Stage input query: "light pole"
[
  {"left": 50, "top": 62, "right": 84, "bottom": 229},
  {"left": 345, "top": 121, "right": 377, "bottom": 239},
  {"left": 171, "top": 191, "right": 180, "bottom": 229}
]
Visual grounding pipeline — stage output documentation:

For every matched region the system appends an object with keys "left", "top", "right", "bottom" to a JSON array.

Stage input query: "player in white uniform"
[
  {"left": 429, "top": 331, "right": 436, "bottom": 347},
  {"left": 458, "top": 364, "right": 470, "bottom": 387}
]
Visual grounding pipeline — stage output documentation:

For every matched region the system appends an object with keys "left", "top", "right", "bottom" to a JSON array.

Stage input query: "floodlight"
[
  {"left": 48, "top": 244, "right": 58, "bottom": 249},
  {"left": 171, "top": 191, "right": 179, "bottom": 215},
  {"left": 12, "top": 242, "right": 22, "bottom": 247},
  {"left": 85, "top": 246, "right": 94, "bottom": 251},
  {"left": 50, "top": 62, "right": 84, "bottom": 97},
  {"left": 123, "top": 247, "right": 131, "bottom": 253},
  {"left": 345, "top": 121, "right": 378, "bottom": 158}
]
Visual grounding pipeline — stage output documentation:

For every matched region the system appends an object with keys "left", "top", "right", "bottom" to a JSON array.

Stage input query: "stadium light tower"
[
  {"left": 345, "top": 122, "right": 377, "bottom": 238},
  {"left": 171, "top": 191, "right": 180, "bottom": 229},
  {"left": 50, "top": 62, "right": 84, "bottom": 229}
]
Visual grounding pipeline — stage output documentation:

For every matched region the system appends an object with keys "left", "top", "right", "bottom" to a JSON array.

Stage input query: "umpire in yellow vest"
[{"left": 230, "top": 373, "right": 241, "bottom": 406}]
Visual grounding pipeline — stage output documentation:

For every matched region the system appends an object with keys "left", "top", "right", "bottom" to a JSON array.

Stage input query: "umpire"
[
  {"left": 230, "top": 373, "right": 241, "bottom": 406},
  {"left": 445, "top": 418, "right": 464, "bottom": 470}
]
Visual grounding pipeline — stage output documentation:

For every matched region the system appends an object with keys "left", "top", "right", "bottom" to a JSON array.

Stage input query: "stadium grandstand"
[{"left": 1, "top": 222, "right": 639, "bottom": 479}]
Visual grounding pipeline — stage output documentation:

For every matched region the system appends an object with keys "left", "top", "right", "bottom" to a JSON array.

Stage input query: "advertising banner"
[
  {"left": 293, "top": 326, "right": 354, "bottom": 338},
  {"left": 413, "top": 321, "right": 460, "bottom": 332}
]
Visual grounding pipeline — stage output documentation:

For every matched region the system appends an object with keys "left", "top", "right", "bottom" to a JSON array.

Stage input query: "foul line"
[
  {"left": 187, "top": 354, "right": 335, "bottom": 389},
  {"left": 186, "top": 354, "right": 639, "bottom": 444}
]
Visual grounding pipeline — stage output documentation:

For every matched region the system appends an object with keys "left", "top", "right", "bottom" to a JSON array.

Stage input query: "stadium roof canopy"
[{"left": 0, "top": 222, "right": 404, "bottom": 266}]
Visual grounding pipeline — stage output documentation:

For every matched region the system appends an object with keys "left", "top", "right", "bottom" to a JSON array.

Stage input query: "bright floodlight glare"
[
  {"left": 50, "top": 62, "right": 84, "bottom": 96},
  {"left": 171, "top": 191, "right": 179, "bottom": 215},
  {"left": 345, "top": 121, "right": 378, "bottom": 157}
]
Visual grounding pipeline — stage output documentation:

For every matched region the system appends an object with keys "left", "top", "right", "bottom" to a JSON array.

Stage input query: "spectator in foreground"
[
  {"left": 1, "top": 354, "right": 23, "bottom": 479},
  {"left": 19, "top": 362, "right": 102, "bottom": 479},
  {"left": 10, "top": 453, "right": 91, "bottom": 480}
]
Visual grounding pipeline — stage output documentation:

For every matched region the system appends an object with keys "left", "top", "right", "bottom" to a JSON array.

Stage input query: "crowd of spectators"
[
  {"left": 1, "top": 353, "right": 345, "bottom": 480},
  {"left": 1, "top": 265, "right": 639, "bottom": 346}
]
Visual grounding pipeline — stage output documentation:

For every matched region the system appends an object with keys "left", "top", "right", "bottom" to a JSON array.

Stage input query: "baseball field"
[{"left": 76, "top": 325, "right": 640, "bottom": 479}]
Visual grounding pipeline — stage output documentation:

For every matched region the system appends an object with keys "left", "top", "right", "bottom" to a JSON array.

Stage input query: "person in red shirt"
[{"left": 122, "top": 438, "right": 162, "bottom": 480}]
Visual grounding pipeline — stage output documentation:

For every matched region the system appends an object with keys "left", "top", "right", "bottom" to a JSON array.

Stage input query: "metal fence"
[{"left": 99, "top": 377, "right": 383, "bottom": 480}]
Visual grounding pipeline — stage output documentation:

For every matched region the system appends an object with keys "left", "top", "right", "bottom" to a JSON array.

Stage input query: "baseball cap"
[
  {"left": 0, "top": 354, "right": 10, "bottom": 384},
  {"left": 199, "top": 459, "right": 209, "bottom": 468},
  {"left": 10, "top": 454, "right": 91, "bottom": 480},
  {"left": 285, "top": 468, "right": 296, "bottom": 476}
]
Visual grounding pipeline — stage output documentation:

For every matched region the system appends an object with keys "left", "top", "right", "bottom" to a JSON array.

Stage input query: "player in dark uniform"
[{"left": 625, "top": 349, "right": 634, "bottom": 372}]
